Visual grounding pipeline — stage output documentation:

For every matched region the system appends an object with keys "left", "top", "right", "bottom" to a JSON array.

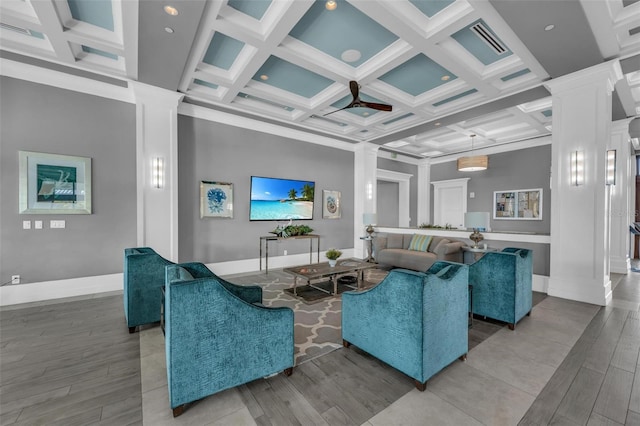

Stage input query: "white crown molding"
[
  {"left": 177, "top": 102, "right": 357, "bottom": 152},
  {"left": 0, "top": 58, "right": 133, "bottom": 103}
]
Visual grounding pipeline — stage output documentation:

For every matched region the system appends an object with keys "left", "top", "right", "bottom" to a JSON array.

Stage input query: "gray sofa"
[{"left": 373, "top": 233, "right": 466, "bottom": 271}]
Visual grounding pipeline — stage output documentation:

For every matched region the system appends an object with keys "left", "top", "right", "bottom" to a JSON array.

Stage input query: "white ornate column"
[
  {"left": 131, "top": 82, "right": 184, "bottom": 261},
  {"left": 610, "top": 119, "right": 633, "bottom": 274},
  {"left": 353, "top": 142, "right": 379, "bottom": 258},
  {"left": 545, "top": 60, "right": 623, "bottom": 306},
  {"left": 417, "top": 160, "right": 431, "bottom": 226}
]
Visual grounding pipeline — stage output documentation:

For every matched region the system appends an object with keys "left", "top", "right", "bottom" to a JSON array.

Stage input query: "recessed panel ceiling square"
[
  {"left": 408, "top": 0, "right": 455, "bottom": 18},
  {"left": 432, "top": 89, "right": 477, "bottom": 106},
  {"left": 252, "top": 56, "right": 333, "bottom": 98},
  {"left": 379, "top": 54, "right": 456, "bottom": 96},
  {"left": 541, "top": 109, "right": 552, "bottom": 117},
  {"left": 289, "top": 0, "right": 398, "bottom": 67},
  {"left": 67, "top": 0, "right": 114, "bottom": 31},
  {"left": 501, "top": 68, "right": 531, "bottom": 81},
  {"left": 451, "top": 19, "right": 512, "bottom": 65},
  {"left": 227, "top": 0, "right": 271, "bottom": 20},
  {"left": 238, "top": 93, "right": 295, "bottom": 111},
  {"left": 194, "top": 79, "right": 219, "bottom": 89},
  {"left": 382, "top": 113, "right": 414, "bottom": 125},
  {"left": 203, "top": 33, "right": 245, "bottom": 70},
  {"left": 82, "top": 45, "right": 118, "bottom": 60}
]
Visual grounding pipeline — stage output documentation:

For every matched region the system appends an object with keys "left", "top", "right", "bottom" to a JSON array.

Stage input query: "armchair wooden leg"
[
  {"left": 508, "top": 323, "right": 515, "bottom": 330},
  {"left": 128, "top": 326, "right": 136, "bottom": 334},
  {"left": 342, "top": 339, "right": 351, "bottom": 348},
  {"left": 414, "top": 380, "right": 426, "bottom": 392},
  {"left": 527, "top": 310, "right": 531, "bottom": 316},
  {"left": 172, "top": 405, "right": 186, "bottom": 417},
  {"left": 459, "top": 353, "right": 467, "bottom": 361},
  {"left": 283, "top": 367, "right": 293, "bottom": 376}
]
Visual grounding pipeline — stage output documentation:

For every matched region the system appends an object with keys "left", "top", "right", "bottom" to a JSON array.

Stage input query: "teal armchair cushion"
[
  {"left": 164, "top": 263, "right": 294, "bottom": 415},
  {"left": 469, "top": 247, "right": 533, "bottom": 329},
  {"left": 342, "top": 263, "right": 468, "bottom": 389},
  {"left": 123, "top": 247, "right": 174, "bottom": 331}
]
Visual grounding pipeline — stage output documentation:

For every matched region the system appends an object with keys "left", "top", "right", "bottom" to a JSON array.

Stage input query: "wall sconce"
[
  {"left": 570, "top": 151, "right": 584, "bottom": 186},
  {"left": 606, "top": 149, "right": 616, "bottom": 185},
  {"left": 152, "top": 157, "right": 164, "bottom": 189}
]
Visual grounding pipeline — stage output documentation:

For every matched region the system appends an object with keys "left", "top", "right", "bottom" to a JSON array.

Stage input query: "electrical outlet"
[
  {"left": 22, "top": 220, "right": 31, "bottom": 230},
  {"left": 284, "top": 250, "right": 288, "bottom": 256},
  {"left": 11, "top": 275, "right": 20, "bottom": 284},
  {"left": 35, "top": 220, "right": 43, "bottom": 229}
]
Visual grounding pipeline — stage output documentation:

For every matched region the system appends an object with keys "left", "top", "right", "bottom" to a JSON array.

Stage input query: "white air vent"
[
  {"left": 471, "top": 23, "right": 507, "bottom": 55},
  {"left": 0, "top": 22, "right": 30, "bottom": 35}
]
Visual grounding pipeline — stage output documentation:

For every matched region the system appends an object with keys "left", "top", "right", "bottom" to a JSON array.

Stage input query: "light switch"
[
  {"left": 35, "top": 220, "right": 43, "bottom": 229},
  {"left": 469, "top": 192, "right": 475, "bottom": 198},
  {"left": 50, "top": 220, "right": 66, "bottom": 229},
  {"left": 22, "top": 220, "right": 31, "bottom": 230}
]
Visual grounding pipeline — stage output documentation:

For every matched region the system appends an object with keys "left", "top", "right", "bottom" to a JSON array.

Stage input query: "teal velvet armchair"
[
  {"left": 123, "top": 247, "right": 174, "bottom": 333},
  {"left": 164, "top": 263, "right": 294, "bottom": 417},
  {"left": 469, "top": 247, "right": 533, "bottom": 330},
  {"left": 342, "top": 263, "right": 469, "bottom": 391}
]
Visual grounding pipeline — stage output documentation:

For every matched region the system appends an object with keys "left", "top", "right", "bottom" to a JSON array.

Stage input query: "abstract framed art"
[
  {"left": 200, "top": 181, "right": 233, "bottom": 218},
  {"left": 322, "top": 190, "right": 341, "bottom": 219},
  {"left": 19, "top": 151, "right": 92, "bottom": 214}
]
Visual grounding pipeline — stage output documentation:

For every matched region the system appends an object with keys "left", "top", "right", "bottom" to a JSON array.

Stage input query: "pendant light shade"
[{"left": 457, "top": 134, "right": 488, "bottom": 172}]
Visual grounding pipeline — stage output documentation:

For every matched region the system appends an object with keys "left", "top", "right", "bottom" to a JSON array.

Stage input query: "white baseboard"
[
  {"left": 547, "top": 276, "right": 612, "bottom": 306},
  {"left": 610, "top": 256, "right": 631, "bottom": 274},
  {"left": 0, "top": 273, "right": 123, "bottom": 306},
  {"left": 533, "top": 274, "right": 548, "bottom": 293},
  {"left": 0, "top": 249, "right": 357, "bottom": 306}
]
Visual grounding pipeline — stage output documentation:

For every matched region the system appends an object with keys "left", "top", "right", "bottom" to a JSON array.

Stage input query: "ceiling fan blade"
[
  {"left": 349, "top": 81, "right": 359, "bottom": 100},
  {"left": 323, "top": 105, "right": 351, "bottom": 116},
  {"left": 361, "top": 101, "right": 393, "bottom": 112}
]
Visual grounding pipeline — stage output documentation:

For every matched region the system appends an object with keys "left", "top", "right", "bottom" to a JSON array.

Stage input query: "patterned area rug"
[{"left": 230, "top": 268, "right": 388, "bottom": 365}]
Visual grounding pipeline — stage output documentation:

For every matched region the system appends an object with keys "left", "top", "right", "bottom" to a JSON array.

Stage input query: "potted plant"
[{"left": 325, "top": 248, "right": 342, "bottom": 267}]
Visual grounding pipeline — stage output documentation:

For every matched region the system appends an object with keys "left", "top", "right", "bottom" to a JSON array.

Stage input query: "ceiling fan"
[{"left": 324, "top": 81, "right": 393, "bottom": 116}]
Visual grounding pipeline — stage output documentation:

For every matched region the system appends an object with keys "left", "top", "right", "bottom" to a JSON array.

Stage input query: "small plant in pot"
[{"left": 325, "top": 248, "right": 342, "bottom": 267}]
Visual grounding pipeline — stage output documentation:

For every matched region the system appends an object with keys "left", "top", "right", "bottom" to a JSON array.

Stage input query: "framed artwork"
[
  {"left": 19, "top": 151, "right": 92, "bottom": 214},
  {"left": 322, "top": 190, "right": 341, "bottom": 219},
  {"left": 200, "top": 181, "right": 233, "bottom": 218},
  {"left": 494, "top": 188, "right": 542, "bottom": 220}
]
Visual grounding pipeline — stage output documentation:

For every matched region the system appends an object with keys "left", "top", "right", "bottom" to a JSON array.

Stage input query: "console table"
[{"left": 260, "top": 234, "right": 320, "bottom": 274}]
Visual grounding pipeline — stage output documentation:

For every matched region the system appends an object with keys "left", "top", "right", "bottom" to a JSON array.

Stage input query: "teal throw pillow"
[
  {"left": 435, "top": 265, "right": 452, "bottom": 278},
  {"left": 408, "top": 234, "right": 432, "bottom": 252}
]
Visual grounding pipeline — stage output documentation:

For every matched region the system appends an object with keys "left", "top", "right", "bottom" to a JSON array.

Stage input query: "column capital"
[
  {"left": 611, "top": 117, "right": 634, "bottom": 135},
  {"left": 130, "top": 81, "right": 184, "bottom": 107},
  {"left": 354, "top": 141, "right": 381, "bottom": 155},
  {"left": 544, "top": 59, "right": 623, "bottom": 95}
]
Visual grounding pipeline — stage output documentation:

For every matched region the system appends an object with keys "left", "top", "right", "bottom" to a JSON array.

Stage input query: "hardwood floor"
[
  {"left": 0, "top": 269, "right": 638, "bottom": 425},
  {"left": 0, "top": 294, "right": 142, "bottom": 425}
]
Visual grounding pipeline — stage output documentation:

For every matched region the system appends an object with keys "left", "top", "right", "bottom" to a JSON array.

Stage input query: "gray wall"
[
  {"left": 177, "top": 115, "right": 355, "bottom": 263},
  {"left": 0, "top": 77, "right": 137, "bottom": 284},
  {"left": 377, "top": 157, "right": 418, "bottom": 227},
  {"left": 430, "top": 145, "right": 551, "bottom": 234},
  {"left": 377, "top": 181, "right": 399, "bottom": 226}
]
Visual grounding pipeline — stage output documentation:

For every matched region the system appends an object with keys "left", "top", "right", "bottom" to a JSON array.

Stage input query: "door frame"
[{"left": 377, "top": 168, "right": 412, "bottom": 227}]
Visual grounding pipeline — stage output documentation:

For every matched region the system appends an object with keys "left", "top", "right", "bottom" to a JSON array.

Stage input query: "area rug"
[{"left": 254, "top": 269, "right": 388, "bottom": 364}]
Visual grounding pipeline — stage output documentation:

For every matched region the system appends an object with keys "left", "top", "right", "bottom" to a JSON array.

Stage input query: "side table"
[
  {"left": 359, "top": 236, "right": 374, "bottom": 263},
  {"left": 462, "top": 246, "right": 498, "bottom": 264}
]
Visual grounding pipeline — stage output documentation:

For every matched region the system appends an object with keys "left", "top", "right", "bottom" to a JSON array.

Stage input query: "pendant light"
[{"left": 457, "top": 134, "right": 488, "bottom": 172}]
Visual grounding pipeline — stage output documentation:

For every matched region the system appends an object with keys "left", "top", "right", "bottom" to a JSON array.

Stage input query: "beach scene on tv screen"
[{"left": 250, "top": 177, "right": 314, "bottom": 220}]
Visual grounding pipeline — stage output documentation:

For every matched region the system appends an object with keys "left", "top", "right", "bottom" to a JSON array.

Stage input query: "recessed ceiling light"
[
  {"left": 434, "top": 122, "right": 441, "bottom": 126},
  {"left": 164, "top": 27, "right": 174, "bottom": 33},
  {"left": 260, "top": 74, "right": 269, "bottom": 81},
  {"left": 164, "top": 5, "right": 178, "bottom": 16},
  {"left": 441, "top": 75, "right": 450, "bottom": 81},
  {"left": 544, "top": 24, "right": 554, "bottom": 31},
  {"left": 341, "top": 49, "right": 361, "bottom": 63},
  {"left": 326, "top": 1, "right": 337, "bottom": 11},
  {"left": 363, "top": 112, "right": 369, "bottom": 116}
]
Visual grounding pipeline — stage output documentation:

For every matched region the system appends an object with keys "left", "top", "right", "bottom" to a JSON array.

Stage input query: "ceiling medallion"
[
  {"left": 341, "top": 49, "right": 361, "bottom": 63},
  {"left": 457, "top": 134, "right": 488, "bottom": 172}
]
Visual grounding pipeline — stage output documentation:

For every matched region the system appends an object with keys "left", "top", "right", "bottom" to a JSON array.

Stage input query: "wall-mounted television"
[{"left": 250, "top": 176, "right": 315, "bottom": 221}]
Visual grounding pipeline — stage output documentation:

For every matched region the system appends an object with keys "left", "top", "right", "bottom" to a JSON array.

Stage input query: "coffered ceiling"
[{"left": 2, "top": 0, "right": 640, "bottom": 159}]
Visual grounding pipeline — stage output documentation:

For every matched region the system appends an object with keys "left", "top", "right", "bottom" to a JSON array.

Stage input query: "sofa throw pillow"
[{"left": 408, "top": 234, "right": 432, "bottom": 252}]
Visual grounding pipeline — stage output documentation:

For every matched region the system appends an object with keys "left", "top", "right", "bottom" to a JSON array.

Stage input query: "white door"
[{"left": 432, "top": 178, "right": 469, "bottom": 228}]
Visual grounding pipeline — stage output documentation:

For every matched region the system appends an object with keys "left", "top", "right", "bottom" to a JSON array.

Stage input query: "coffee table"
[{"left": 284, "top": 258, "right": 377, "bottom": 296}]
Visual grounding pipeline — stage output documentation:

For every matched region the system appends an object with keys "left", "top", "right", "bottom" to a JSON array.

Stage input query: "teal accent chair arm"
[
  {"left": 164, "top": 264, "right": 294, "bottom": 417},
  {"left": 171, "top": 262, "right": 262, "bottom": 304},
  {"left": 342, "top": 264, "right": 468, "bottom": 390},
  {"left": 469, "top": 248, "right": 533, "bottom": 329},
  {"left": 123, "top": 247, "right": 174, "bottom": 332}
]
